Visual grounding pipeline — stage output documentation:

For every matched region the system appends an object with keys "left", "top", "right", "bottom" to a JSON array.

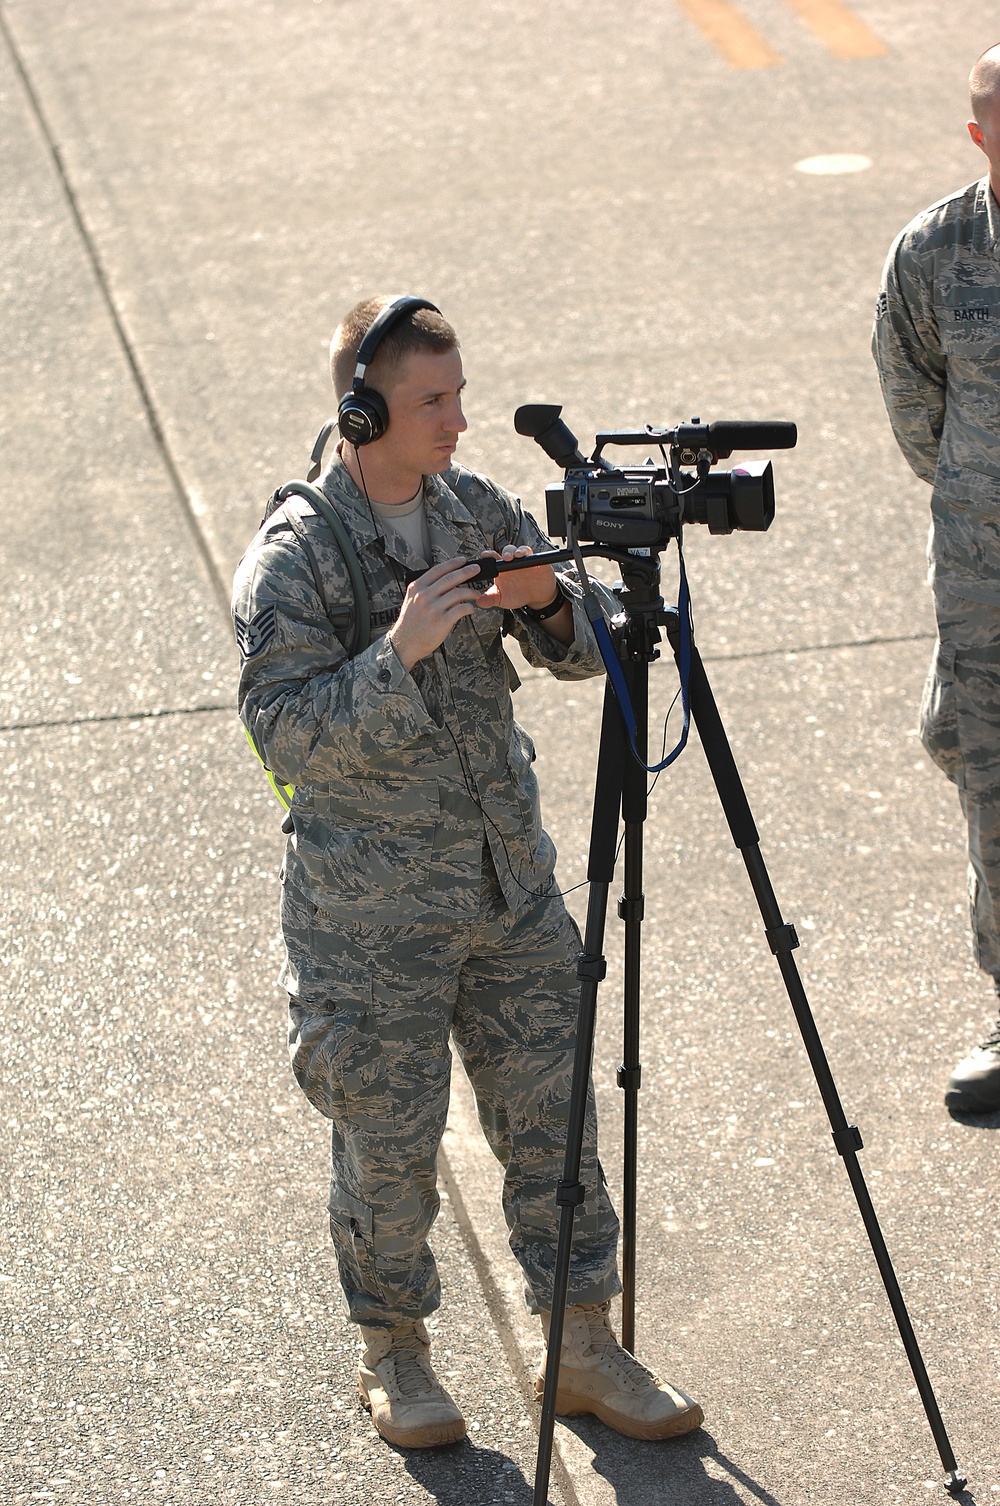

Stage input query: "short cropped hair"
[
  {"left": 329, "top": 296, "right": 459, "bottom": 399},
  {"left": 970, "top": 43, "right": 1000, "bottom": 125}
]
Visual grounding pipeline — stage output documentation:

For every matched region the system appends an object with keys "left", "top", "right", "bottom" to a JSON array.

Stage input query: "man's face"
[{"left": 377, "top": 347, "right": 468, "bottom": 480}]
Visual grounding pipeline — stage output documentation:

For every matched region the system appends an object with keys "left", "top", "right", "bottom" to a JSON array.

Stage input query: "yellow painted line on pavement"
[
  {"left": 674, "top": 0, "right": 783, "bottom": 69},
  {"left": 781, "top": 0, "right": 888, "bottom": 59}
]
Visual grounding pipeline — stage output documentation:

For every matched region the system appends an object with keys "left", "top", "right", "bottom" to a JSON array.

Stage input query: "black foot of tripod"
[{"left": 533, "top": 582, "right": 966, "bottom": 1505}]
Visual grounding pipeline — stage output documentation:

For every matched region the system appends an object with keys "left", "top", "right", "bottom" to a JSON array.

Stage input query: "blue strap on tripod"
[{"left": 588, "top": 550, "right": 693, "bottom": 774}]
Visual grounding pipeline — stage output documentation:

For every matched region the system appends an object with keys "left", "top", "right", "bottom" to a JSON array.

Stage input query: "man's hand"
[
  {"left": 386, "top": 557, "right": 483, "bottom": 671},
  {"left": 475, "top": 545, "right": 575, "bottom": 644},
  {"left": 474, "top": 544, "right": 557, "bottom": 613}
]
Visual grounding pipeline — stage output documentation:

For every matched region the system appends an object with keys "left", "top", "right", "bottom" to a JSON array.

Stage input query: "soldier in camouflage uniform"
[
  {"left": 873, "top": 45, "right": 1000, "bottom": 1113},
  {"left": 233, "top": 296, "right": 703, "bottom": 1447}
]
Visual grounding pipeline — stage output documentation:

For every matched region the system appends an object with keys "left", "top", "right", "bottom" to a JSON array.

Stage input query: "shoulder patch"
[
  {"left": 234, "top": 603, "right": 277, "bottom": 660},
  {"left": 876, "top": 289, "right": 888, "bottom": 320}
]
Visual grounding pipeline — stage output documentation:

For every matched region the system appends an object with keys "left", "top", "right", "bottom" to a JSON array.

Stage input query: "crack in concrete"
[
  {"left": 702, "top": 630, "right": 934, "bottom": 663},
  {"left": 0, "top": 703, "right": 232, "bottom": 736},
  {"left": 0, "top": 0, "right": 230, "bottom": 622},
  {"left": 437, "top": 1143, "right": 581, "bottom": 1506}
]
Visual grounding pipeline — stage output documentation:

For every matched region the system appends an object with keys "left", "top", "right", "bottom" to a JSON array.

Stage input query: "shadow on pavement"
[
  {"left": 399, "top": 1438, "right": 538, "bottom": 1504},
  {"left": 946, "top": 1108, "right": 1000, "bottom": 1128},
  {"left": 387, "top": 1426, "right": 985, "bottom": 1506},
  {"left": 581, "top": 1426, "right": 784, "bottom": 1506},
  {"left": 390, "top": 1430, "right": 781, "bottom": 1506}
]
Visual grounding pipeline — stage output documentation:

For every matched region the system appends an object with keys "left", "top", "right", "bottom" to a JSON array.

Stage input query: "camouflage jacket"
[
  {"left": 872, "top": 175, "right": 1000, "bottom": 606},
  {"left": 232, "top": 454, "right": 616, "bottom": 923}
]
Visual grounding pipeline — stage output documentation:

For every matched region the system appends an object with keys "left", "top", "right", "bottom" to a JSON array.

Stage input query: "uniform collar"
[
  {"left": 317, "top": 453, "right": 391, "bottom": 553},
  {"left": 316, "top": 456, "right": 488, "bottom": 570},
  {"left": 424, "top": 469, "right": 491, "bottom": 565},
  {"left": 974, "top": 176, "right": 1000, "bottom": 254}
]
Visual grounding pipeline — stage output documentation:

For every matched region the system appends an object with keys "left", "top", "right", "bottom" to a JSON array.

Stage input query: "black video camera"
[{"left": 514, "top": 405, "right": 797, "bottom": 548}]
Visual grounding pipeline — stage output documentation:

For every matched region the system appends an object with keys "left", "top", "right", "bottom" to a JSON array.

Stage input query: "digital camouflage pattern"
[
  {"left": 281, "top": 850, "right": 621, "bottom": 1325},
  {"left": 873, "top": 175, "right": 1000, "bottom": 605},
  {"left": 919, "top": 586, "right": 1000, "bottom": 977},
  {"left": 233, "top": 455, "right": 618, "bottom": 924},
  {"left": 873, "top": 174, "right": 1000, "bottom": 977},
  {"left": 232, "top": 452, "right": 622, "bottom": 1320}
]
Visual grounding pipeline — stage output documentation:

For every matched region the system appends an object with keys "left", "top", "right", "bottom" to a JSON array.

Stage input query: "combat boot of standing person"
[
  {"left": 873, "top": 45, "right": 1000, "bottom": 1114},
  {"left": 232, "top": 295, "right": 704, "bottom": 1448}
]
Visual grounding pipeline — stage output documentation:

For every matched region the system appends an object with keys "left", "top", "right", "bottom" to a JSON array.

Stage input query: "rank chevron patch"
[{"left": 234, "top": 603, "right": 277, "bottom": 660}]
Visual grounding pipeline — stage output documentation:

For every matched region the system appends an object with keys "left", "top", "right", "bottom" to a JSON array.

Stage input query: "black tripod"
[{"left": 533, "top": 552, "right": 966, "bottom": 1504}]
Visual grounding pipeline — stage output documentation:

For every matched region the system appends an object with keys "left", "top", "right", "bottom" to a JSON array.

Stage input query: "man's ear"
[{"left": 968, "top": 119, "right": 986, "bottom": 151}]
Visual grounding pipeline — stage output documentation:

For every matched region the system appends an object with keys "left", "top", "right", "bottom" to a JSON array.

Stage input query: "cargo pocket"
[
  {"left": 919, "top": 640, "right": 963, "bottom": 787},
  {"left": 287, "top": 964, "right": 394, "bottom": 1131},
  {"left": 328, "top": 1185, "right": 384, "bottom": 1303}
]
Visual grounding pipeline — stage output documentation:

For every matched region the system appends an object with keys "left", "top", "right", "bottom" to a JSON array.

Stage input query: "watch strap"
[{"left": 520, "top": 582, "right": 566, "bottom": 623}]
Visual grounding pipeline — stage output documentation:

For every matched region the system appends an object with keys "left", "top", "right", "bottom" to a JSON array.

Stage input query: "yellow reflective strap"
[
  {"left": 266, "top": 767, "right": 295, "bottom": 811},
  {"left": 242, "top": 724, "right": 295, "bottom": 810}
]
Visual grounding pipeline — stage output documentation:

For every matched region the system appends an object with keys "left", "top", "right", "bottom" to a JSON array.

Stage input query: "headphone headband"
[
  {"left": 350, "top": 295, "right": 441, "bottom": 392},
  {"left": 338, "top": 294, "right": 442, "bottom": 449}
]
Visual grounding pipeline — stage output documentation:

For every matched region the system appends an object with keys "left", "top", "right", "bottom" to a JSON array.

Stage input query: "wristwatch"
[{"left": 519, "top": 581, "right": 567, "bottom": 623}]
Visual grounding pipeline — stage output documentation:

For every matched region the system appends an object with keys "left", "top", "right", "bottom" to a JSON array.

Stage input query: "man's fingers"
[
  {"left": 408, "top": 560, "right": 480, "bottom": 599},
  {"left": 413, "top": 556, "right": 475, "bottom": 583}
]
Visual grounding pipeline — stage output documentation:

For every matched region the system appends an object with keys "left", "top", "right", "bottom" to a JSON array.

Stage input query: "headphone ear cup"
[{"left": 338, "top": 386, "right": 390, "bottom": 447}]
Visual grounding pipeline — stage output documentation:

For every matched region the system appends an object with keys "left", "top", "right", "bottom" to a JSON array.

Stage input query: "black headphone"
[{"left": 337, "top": 294, "right": 440, "bottom": 448}]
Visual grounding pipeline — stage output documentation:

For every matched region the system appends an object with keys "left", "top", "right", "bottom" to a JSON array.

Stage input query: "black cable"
[
  {"left": 647, "top": 685, "right": 683, "bottom": 800},
  {"left": 440, "top": 695, "right": 612, "bottom": 905},
  {"left": 353, "top": 444, "right": 410, "bottom": 609}
]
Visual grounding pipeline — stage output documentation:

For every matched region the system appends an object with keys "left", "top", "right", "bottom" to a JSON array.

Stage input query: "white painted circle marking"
[{"left": 794, "top": 154, "right": 873, "bottom": 175}]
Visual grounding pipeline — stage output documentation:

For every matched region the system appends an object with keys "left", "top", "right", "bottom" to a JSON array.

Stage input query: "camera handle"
[
  {"left": 471, "top": 545, "right": 619, "bottom": 584},
  {"left": 532, "top": 589, "right": 967, "bottom": 1505}
]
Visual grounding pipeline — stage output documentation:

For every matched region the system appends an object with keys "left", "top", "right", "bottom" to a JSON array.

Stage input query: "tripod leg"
[
  {"left": 666, "top": 623, "right": 966, "bottom": 1493},
  {"left": 533, "top": 677, "right": 625, "bottom": 1506},
  {"left": 619, "top": 656, "right": 649, "bottom": 1356}
]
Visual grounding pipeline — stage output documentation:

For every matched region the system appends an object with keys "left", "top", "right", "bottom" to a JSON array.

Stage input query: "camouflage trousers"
[
  {"left": 279, "top": 849, "right": 621, "bottom": 1327},
  {"left": 920, "top": 588, "right": 1000, "bottom": 978}
]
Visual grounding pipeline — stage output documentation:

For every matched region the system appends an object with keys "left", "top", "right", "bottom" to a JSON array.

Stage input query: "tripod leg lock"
[
  {"left": 617, "top": 894, "right": 645, "bottom": 923},
  {"left": 831, "top": 1124, "right": 864, "bottom": 1157},
  {"left": 616, "top": 1064, "right": 642, "bottom": 1092},
  {"left": 765, "top": 922, "right": 799, "bottom": 955},
  {"left": 556, "top": 1179, "right": 586, "bottom": 1208},
  {"left": 576, "top": 952, "right": 608, "bottom": 983}
]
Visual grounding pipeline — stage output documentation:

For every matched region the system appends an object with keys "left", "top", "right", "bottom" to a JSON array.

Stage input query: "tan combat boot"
[
  {"left": 536, "top": 1302, "right": 703, "bottom": 1440},
  {"left": 358, "top": 1319, "right": 466, "bottom": 1449}
]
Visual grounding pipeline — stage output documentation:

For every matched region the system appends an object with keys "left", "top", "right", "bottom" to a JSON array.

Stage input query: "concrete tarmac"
[{"left": 1, "top": 1, "right": 997, "bottom": 1503}]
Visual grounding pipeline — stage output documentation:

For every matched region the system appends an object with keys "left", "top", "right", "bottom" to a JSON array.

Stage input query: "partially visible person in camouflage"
[
  {"left": 873, "top": 44, "right": 1000, "bottom": 1114},
  {"left": 232, "top": 295, "right": 704, "bottom": 1448}
]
